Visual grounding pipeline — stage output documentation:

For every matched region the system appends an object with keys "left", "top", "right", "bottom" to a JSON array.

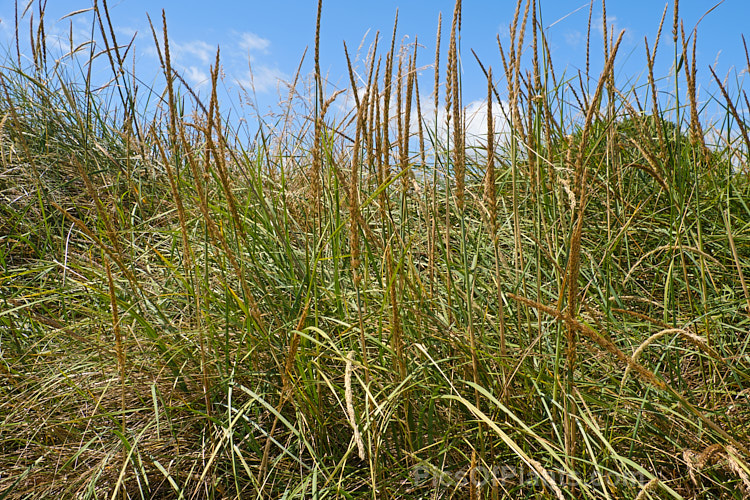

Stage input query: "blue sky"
[{"left": 1, "top": 1, "right": 748, "bottom": 131}]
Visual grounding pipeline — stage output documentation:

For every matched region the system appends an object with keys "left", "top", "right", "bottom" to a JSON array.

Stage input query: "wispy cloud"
[
  {"left": 183, "top": 65, "right": 210, "bottom": 87},
  {"left": 235, "top": 64, "right": 287, "bottom": 94},
  {"left": 0, "top": 14, "right": 13, "bottom": 42},
  {"left": 238, "top": 32, "right": 270, "bottom": 53},
  {"left": 114, "top": 25, "right": 140, "bottom": 41},
  {"left": 230, "top": 32, "right": 285, "bottom": 94},
  {"left": 147, "top": 31, "right": 282, "bottom": 93},
  {"left": 171, "top": 39, "right": 215, "bottom": 66},
  {"left": 565, "top": 30, "right": 583, "bottom": 47},
  {"left": 497, "top": 23, "right": 510, "bottom": 41},
  {"left": 592, "top": 13, "right": 633, "bottom": 42},
  {"left": 40, "top": 12, "right": 98, "bottom": 57}
]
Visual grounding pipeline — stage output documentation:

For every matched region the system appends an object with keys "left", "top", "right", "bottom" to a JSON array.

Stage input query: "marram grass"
[{"left": 1, "top": 0, "right": 750, "bottom": 498}]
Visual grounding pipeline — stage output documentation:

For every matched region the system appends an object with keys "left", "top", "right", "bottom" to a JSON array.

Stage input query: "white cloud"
[
  {"left": 0, "top": 14, "right": 12, "bottom": 42},
  {"left": 334, "top": 86, "right": 367, "bottom": 115},
  {"left": 463, "top": 99, "right": 511, "bottom": 147},
  {"left": 565, "top": 30, "right": 582, "bottom": 47},
  {"left": 42, "top": 13, "right": 96, "bottom": 57},
  {"left": 330, "top": 86, "right": 512, "bottom": 154},
  {"left": 593, "top": 14, "right": 614, "bottom": 36},
  {"left": 114, "top": 25, "right": 138, "bottom": 39},
  {"left": 171, "top": 39, "right": 215, "bottom": 66},
  {"left": 497, "top": 23, "right": 511, "bottom": 41},
  {"left": 237, "top": 32, "right": 270, "bottom": 53},
  {"left": 235, "top": 64, "right": 286, "bottom": 94},
  {"left": 413, "top": 96, "right": 510, "bottom": 141},
  {"left": 182, "top": 65, "right": 210, "bottom": 87},
  {"left": 148, "top": 32, "right": 278, "bottom": 93},
  {"left": 592, "top": 13, "right": 633, "bottom": 43}
]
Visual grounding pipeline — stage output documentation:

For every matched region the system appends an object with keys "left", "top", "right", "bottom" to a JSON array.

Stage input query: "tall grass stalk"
[{"left": 2, "top": 0, "right": 750, "bottom": 498}]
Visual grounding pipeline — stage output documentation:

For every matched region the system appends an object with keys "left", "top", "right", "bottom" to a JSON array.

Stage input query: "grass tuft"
[{"left": 1, "top": 0, "right": 749, "bottom": 498}]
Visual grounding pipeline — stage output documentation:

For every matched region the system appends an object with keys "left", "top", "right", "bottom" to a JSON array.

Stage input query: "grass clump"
[{"left": 1, "top": 0, "right": 749, "bottom": 498}]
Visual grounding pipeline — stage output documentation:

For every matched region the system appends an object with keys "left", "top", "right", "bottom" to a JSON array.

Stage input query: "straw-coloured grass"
[{"left": 1, "top": 0, "right": 749, "bottom": 498}]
